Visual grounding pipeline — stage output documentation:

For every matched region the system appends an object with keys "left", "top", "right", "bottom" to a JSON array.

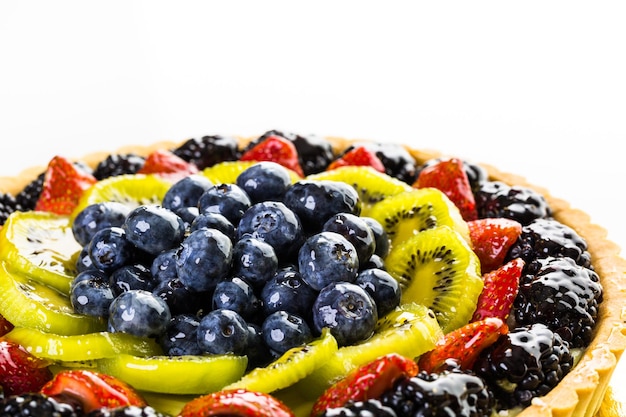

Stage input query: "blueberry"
[
  {"left": 235, "top": 161, "right": 292, "bottom": 203},
  {"left": 236, "top": 201, "right": 304, "bottom": 260},
  {"left": 159, "top": 314, "right": 203, "bottom": 356},
  {"left": 355, "top": 268, "right": 401, "bottom": 317},
  {"left": 298, "top": 231, "right": 359, "bottom": 291},
  {"left": 190, "top": 212, "right": 236, "bottom": 241},
  {"left": 174, "top": 206, "right": 199, "bottom": 231},
  {"left": 152, "top": 277, "right": 211, "bottom": 316},
  {"left": 123, "top": 205, "right": 186, "bottom": 256},
  {"left": 72, "top": 202, "right": 131, "bottom": 247},
  {"left": 230, "top": 237, "right": 278, "bottom": 288},
  {"left": 322, "top": 212, "right": 376, "bottom": 264},
  {"left": 212, "top": 276, "right": 261, "bottom": 320},
  {"left": 283, "top": 180, "right": 361, "bottom": 232},
  {"left": 88, "top": 226, "right": 137, "bottom": 272},
  {"left": 361, "top": 216, "right": 390, "bottom": 258},
  {"left": 108, "top": 289, "right": 172, "bottom": 338},
  {"left": 176, "top": 228, "right": 233, "bottom": 292},
  {"left": 312, "top": 282, "right": 378, "bottom": 346},
  {"left": 70, "top": 269, "right": 115, "bottom": 317},
  {"left": 246, "top": 323, "right": 273, "bottom": 370},
  {"left": 109, "top": 263, "right": 155, "bottom": 296},
  {"left": 260, "top": 267, "right": 317, "bottom": 319},
  {"left": 75, "top": 246, "right": 94, "bottom": 273},
  {"left": 162, "top": 174, "right": 213, "bottom": 212},
  {"left": 197, "top": 183, "right": 251, "bottom": 224},
  {"left": 150, "top": 249, "right": 179, "bottom": 284},
  {"left": 360, "top": 253, "right": 385, "bottom": 271},
  {"left": 261, "top": 311, "right": 313, "bottom": 355},
  {"left": 197, "top": 309, "right": 249, "bottom": 355}
]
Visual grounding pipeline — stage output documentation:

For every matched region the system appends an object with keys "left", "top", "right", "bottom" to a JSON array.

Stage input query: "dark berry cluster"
[
  {"left": 474, "top": 180, "right": 552, "bottom": 225},
  {"left": 0, "top": 393, "right": 80, "bottom": 417}
]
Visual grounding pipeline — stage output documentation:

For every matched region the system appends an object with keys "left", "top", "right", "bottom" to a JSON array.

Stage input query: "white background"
[{"left": 1, "top": 0, "right": 625, "bottom": 406}]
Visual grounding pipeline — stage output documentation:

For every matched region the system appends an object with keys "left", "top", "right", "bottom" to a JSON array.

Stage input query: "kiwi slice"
[
  {"left": 0, "top": 261, "right": 106, "bottom": 335},
  {"left": 293, "top": 302, "right": 442, "bottom": 399},
  {"left": 385, "top": 226, "right": 483, "bottom": 333},
  {"left": 223, "top": 327, "right": 338, "bottom": 394},
  {"left": 71, "top": 174, "right": 172, "bottom": 220},
  {"left": 0, "top": 211, "right": 81, "bottom": 293},
  {"left": 307, "top": 166, "right": 413, "bottom": 215},
  {"left": 96, "top": 353, "right": 248, "bottom": 395},
  {"left": 202, "top": 161, "right": 302, "bottom": 185},
  {"left": 3, "top": 327, "right": 162, "bottom": 363},
  {"left": 367, "top": 187, "right": 470, "bottom": 250}
]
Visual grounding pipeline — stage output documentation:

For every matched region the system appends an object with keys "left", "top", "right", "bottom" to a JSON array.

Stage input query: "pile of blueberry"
[{"left": 70, "top": 161, "right": 400, "bottom": 368}]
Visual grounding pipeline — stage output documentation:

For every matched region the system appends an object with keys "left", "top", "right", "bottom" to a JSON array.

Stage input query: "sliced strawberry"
[
  {"left": 137, "top": 149, "right": 199, "bottom": 182},
  {"left": 311, "top": 353, "right": 418, "bottom": 417},
  {"left": 34, "top": 155, "right": 98, "bottom": 215},
  {"left": 40, "top": 369, "right": 147, "bottom": 413},
  {"left": 468, "top": 217, "right": 523, "bottom": 274},
  {"left": 417, "top": 317, "right": 508, "bottom": 374},
  {"left": 471, "top": 257, "right": 524, "bottom": 323},
  {"left": 327, "top": 146, "right": 386, "bottom": 173},
  {"left": 240, "top": 135, "right": 304, "bottom": 178},
  {"left": 0, "top": 314, "right": 13, "bottom": 337},
  {"left": 178, "top": 388, "right": 295, "bottom": 417},
  {"left": 414, "top": 158, "right": 478, "bottom": 221},
  {"left": 0, "top": 339, "right": 53, "bottom": 396}
]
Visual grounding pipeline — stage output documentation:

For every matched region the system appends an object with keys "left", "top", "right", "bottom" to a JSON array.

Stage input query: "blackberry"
[
  {"left": 0, "top": 393, "right": 79, "bottom": 417},
  {"left": 342, "top": 142, "right": 418, "bottom": 184},
  {"left": 252, "top": 130, "right": 336, "bottom": 176},
  {"left": 512, "top": 256, "right": 603, "bottom": 348},
  {"left": 380, "top": 369, "right": 494, "bottom": 417},
  {"left": 474, "top": 180, "right": 552, "bottom": 225},
  {"left": 319, "top": 399, "right": 398, "bottom": 417},
  {"left": 474, "top": 323, "right": 573, "bottom": 410},
  {"left": 507, "top": 218, "right": 592, "bottom": 269},
  {"left": 15, "top": 172, "right": 45, "bottom": 211},
  {"left": 86, "top": 405, "right": 171, "bottom": 417},
  {"left": 0, "top": 192, "right": 18, "bottom": 226},
  {"left": 172, "top": 135, "right": 240, "bottom": 170},
  {"left": 93, "top": 153, "right": 146, "bottom": 180}
]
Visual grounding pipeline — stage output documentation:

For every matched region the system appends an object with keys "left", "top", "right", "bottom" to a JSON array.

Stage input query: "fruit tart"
[{"left": 0, "top": 130, "right": 624, "bottom": 417}]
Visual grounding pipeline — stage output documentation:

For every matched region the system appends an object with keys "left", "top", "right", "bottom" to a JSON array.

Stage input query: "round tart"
[{"left": 0, "top": 132, "right": 624, "bottom": 417}]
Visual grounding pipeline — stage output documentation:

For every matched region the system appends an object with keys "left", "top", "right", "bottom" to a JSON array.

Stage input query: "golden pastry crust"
[{"left": 0, "top": 136, "right": 624, "bottom": 417}]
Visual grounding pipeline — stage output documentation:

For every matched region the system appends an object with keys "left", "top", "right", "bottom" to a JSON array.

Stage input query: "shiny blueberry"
[
  {"left": 190, "top": 212, "right": 236, "bottom": 241},
  {"left": 108, "top": 289, "right": 172, "bottom": 338},
  {"left": 212, "top": 276, "right": 261, "bottom": 320},
  {"left": 70, "top": 269, "right": 115, "bottom": 317},
  {"left": 88, "top": 226, "right": 137, "bottom": 272},
  {"left": 75, "top": 246, "right": 94, "bottom": 273},
  {"left": 150, "top": 248, "right": 179, "bottom": 284},
  {"left": 355, "top": 268, "right": 401, "bottom": 317},
  {"left": 159, "top": 314, "right": 203, "bottom": 356},
  {"left": 246, "top": 323, "right": 273, "bottom": 370},
  {"left": 361, "top": 216, "right": 390, "bottom": 258},
  {"left": 197, "top": 309, "right": 249, "bottom": 355},
  {"left": 152, "top": 277, "right": 211, "bottom": 316},
  {"left": 197, "top": 183, "right": 251, "bottom": 224},
  {"left": 162, "top": 174, "right": 213, "bottom": 212},
  {"left": 261, "top": 310, "right": 313, "bottom": 355},
  {"left": 260, "top": 267, "right": 317, "bottom": 319},
  {"left": 122, "top": 205, "right": 186, "bottom": 256},
  {"left": 109, "top": 263, "right": 155, "bottom": 296},
  {"left": 72, "top": 202, "right": 131, "bottom": 247},
  {"left": 236, "top": 161, "right": 292, "bottom": 203},
  {"left": 176, "top": 228, "right": 233, "bottom": 292},
  {"left": 312, "top": 282, "right": 378, "bottom": 346},
  {"left": 174, "top": 206, "right": 199, "bottom": 232},
  {"left": 298, "top": 231, "right": 359, "bottom": 291},
  {"left": 322, "top": 212, "right": 376, "bottom": 264},
  {"left": 230, "top": 237, "right": 278, "bottom": 288}
]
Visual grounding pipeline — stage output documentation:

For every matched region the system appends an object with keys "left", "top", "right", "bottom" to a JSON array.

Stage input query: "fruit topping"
[
  {"left": 240, "top": 135, "right": 305, "bottom": 178},
  {"left": 0, "top": 192, "right": 18, "bottom": 226},
  {"left": 33, "top": 155, "right": 98, "bottom": 215},
  {"left": 414, "top": 157, "right": 478, "bottom": 221},
  {"left": 235, "top": 161, "right": 293, "bottom": 204},
  {"left": 327, "top": 145, "right": 386, "bottom": 173},
  {"left": 172, "top": 135, "right": 241, "bottom": 170},
  {"left": 467, "top": 217, "right": 522, "bottom": 274},
  {"left": 137, "top": 149, "right": 199, "bottom": 182},
  {"left": 474, "top": 180, "right": 552, "bottom": 226},
  {"left": 86, "top": 405, "right": 169, "bottom": 417},
  {"left": 178, "top": 388, "right": 295, "bottom": 417},
  {"left": 316, "top": 399, "right": 398, "bottom": 417},
  {"left": 311, "top": 353, "right": 418, "bottom": 417},
  {"left": 471, "top": 258, "right": 524, "bottom": 323},
  {"left": 0, "top": 392, "right": 79, "bottom": 417},
  {"left": 340, "top": 142, "right": 418, "bottom": 184},
  {"left": 0, "top": 339, "right": 53, "bottom": 396}
]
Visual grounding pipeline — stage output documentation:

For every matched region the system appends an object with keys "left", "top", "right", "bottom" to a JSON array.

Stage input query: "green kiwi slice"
[
  {"left": 367, "top": 187, "right": 470, "bottom": 250},
  {"left": 71, "top": 174, "right": 172, "bottom": 220},
  {"left": 224, "top": 327, "right": 338, "bottom": 394},
  {"left": 0, "top": 261, "right": 106, "bottom": 335},
  {"left": 96, "top": 353, "right": 248, "bottom": 395},
  {"left": 306, "top": 166, "right": 413, "bottom": 215},
  {"left": 293, "top": 302, "right": 442, "bottom": 399},
  {"left": 385, "top": 226, "right": 483, "bottom": 333},
  {"left": 3, "top": 327, "right": 163, "bottom": 363},
  {"left": 0, "top": 211, "right": 81, "bottom": 293}
]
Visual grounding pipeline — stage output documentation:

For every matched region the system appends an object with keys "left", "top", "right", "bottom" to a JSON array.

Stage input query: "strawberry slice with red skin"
[
  {"left": 471, "top": 257, "right": 524, "bottom": 323},
  {"left": 178, "top": 388, "right": 295, "bottom": 417},
  {"left": 468, "top": 217, "right": 523, "bottom": 274},
  {"left": 414, "top": 158, "right": 478, "bottom": 221},
  {"left": 0, "top": 339, "right": 53, "bottom": 396},
  {"left": 34, "top": 155, "right": 98, "bottom": 215},
  {"left": 137, "top": 149, "right": 199, "bottom": 182},
  {"left": 40, "top": 369, "right": 147, "bottom": 413},
  {"left": 0, "top": 314, "right": 14, "bottom": 337},
  {"left": 240, "top": 135, "right": 304, "bottom": 178},
  {"left": 310, "top": 353, "right": 419, "bottom": 417},
  {"left": 327, "top": 146, "right": 386, "bottom": 173},
  {"left": 417, "top": 317, "right": 508, "bottom": 374}
]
